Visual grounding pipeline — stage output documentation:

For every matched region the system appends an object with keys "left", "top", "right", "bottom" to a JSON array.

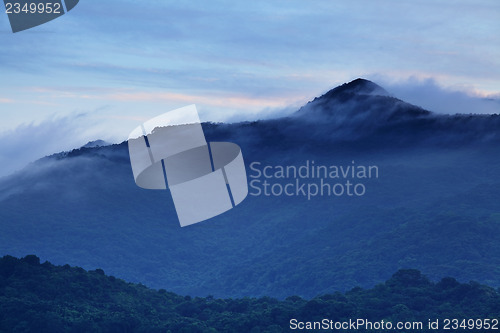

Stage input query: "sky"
[{"left": 0, "top": 0, "right": 499, "bottom": 176}]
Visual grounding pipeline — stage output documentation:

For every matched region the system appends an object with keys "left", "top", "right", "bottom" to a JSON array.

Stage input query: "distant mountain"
[
  {"left": 319, "top": 78, "right": 390, "bottom": 96},
  {"left": 0, "top": 79, "right": 499, "bottom": 298},
  {"left": 81, "top": 140, "right": 111, "bottom": 149},
  {"left": 1, "top": 255, "right": 499, "bottom": 332},
  {"left": 294, "top": 78, "right": 429, "bottom": 122}
]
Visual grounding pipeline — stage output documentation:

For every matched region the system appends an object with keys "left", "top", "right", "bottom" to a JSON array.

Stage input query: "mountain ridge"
[
  {"left": 0, "top": 79, "right": 499, "bottom": 298},
  {"left": 316, "top": 78, "right": 390, "bottom": 99},
  {"left": 8, "top": 78, "right": 500, "bottom": 170},
  {"left": 294, "top": 78, "right": 431, "bottom": 122}
]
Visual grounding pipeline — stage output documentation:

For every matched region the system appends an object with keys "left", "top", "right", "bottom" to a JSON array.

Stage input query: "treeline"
[{"left": 0, "top": 255, "right": 499, "bottom": 332}]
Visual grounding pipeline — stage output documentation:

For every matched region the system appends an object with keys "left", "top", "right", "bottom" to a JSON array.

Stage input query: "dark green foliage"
[{"left": 1, "top": 256, "right": 499, "bottom": 332}]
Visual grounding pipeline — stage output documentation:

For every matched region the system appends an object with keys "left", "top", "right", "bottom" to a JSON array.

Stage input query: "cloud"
[
  {"left": 0, "top": 0, "right": 499, "bottom": 136},
  {"left": 0, "top": 113, "right": 106, "bottom": 178},
  {"left": 375, "top": 77, "right": 500, "bottom": 115},
  {"left": 10, "top": 85, "right": 308, "bottom": 124}
]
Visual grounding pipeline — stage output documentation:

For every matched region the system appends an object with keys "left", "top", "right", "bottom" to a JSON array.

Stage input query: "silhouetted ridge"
[
  {"left": 81, "top": 140, "right": 110, "bottom": 148},
  {"left": 321, "top": 78, "right": 389, "bottom": 99},
  {"left": 294, "top": 78, "right": 430, "bottom": 121}
]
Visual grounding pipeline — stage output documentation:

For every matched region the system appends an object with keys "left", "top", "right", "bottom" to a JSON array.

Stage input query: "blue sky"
[{"left": 0, "top": 0, "right": 499, "bottom": 175}]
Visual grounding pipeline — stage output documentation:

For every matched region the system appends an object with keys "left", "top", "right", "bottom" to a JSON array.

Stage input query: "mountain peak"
[
  {"left": 81, "top": 140, "right": 110, "bottom": 149},
  {"left": 293, "top": 78, "right": 429, "bottom": 121},
  {"left": 321, "top": 78, "right": 389, "bottom": 99}
]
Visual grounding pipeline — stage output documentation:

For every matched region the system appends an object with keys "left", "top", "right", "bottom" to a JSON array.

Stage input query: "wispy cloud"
[
  {"left": 105, "top": 91, "right": 294, "bottom": 109},
  {"left": 0, "top": 113, "right": 104, "bottom": 178},
  {"left": 375, "top": 76, "right": 500, "bottom": 115},
  {"left": 0, "top": 0, "right": 499, "bottom": 137}
]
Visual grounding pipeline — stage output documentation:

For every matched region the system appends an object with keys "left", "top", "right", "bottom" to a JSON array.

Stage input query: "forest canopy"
[{"left": 0, "top": 255, "right": 499, "bottom": 332}]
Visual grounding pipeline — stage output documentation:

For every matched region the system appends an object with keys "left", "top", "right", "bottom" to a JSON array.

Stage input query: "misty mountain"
[
  {"left": 294, "top": 78, "right": 428, "bottom": 120},
  {"left": 81, "top": 140, "right": 111, "bottom": 149},
  {"left": 0, "top": 79, "right": 499, "bottom": 299},
  {"left": 206, "top": 78, "right": 499, "bottom": 152}
]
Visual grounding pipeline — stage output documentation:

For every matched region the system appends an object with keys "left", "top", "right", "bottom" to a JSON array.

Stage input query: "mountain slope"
[
  {"left": 295, "top": 78, "right": 429, "bottom": 122},
  {"left": 0, "top": 79, "right": 499, "bottom": 298}
]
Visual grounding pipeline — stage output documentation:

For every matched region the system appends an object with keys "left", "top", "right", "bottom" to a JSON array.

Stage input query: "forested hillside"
[
  {"left": 1, "top": 255, "right": 499, "bottom": 332},
  {"left": 1, "top": 80, "right": 499, "bottom": 298}
]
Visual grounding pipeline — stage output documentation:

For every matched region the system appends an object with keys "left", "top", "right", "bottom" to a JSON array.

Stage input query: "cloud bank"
[
  {"left": 0, "top": 113, "right": 111, "bottom": 178},
  {"left": 376, "top": 77, "right": 500, "bottom": 115}
]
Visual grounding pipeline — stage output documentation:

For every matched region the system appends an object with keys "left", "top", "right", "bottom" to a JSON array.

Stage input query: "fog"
[
  {"left": 0, "top": 113, "right": 103, "bottom": 178},
  {"left": 377, "top": 77, "right": 500, "bottom": 115}
]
